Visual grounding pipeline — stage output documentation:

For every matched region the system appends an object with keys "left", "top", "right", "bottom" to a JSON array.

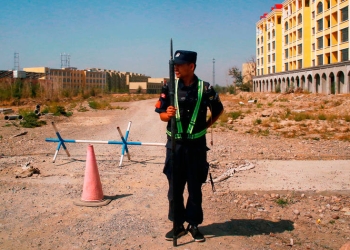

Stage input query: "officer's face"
[{"left": 174, "top": 63, "right": 195, "bottom": 79}]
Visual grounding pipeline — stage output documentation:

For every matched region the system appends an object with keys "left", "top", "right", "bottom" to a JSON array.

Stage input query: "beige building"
[
  {"left": 129, "top": 77, "right": 168, "bottom": 94},
  {"left": 23, "top": 67, "right": 106, "bottom": 91}
]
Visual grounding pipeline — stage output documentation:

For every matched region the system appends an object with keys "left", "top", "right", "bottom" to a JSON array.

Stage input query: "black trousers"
[{"left": 164, "top": 140, "right": 209, "bottom": 226}]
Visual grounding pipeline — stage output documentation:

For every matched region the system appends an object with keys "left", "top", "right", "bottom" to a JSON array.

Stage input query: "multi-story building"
[
  {"left": 254, "top": 0, "right": 350, "bottom": 94},
  {"left": 23, "top": 67, "right": 106, "bottom": 91}
]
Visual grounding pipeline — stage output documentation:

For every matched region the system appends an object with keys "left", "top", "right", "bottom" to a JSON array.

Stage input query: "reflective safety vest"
[{"left": 166, "top": 79, "right": 207, "bottom": 140}]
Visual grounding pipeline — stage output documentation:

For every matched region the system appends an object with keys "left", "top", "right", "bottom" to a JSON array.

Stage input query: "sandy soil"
[{"left": 0, "top": 94, "right": 350, "bottom": 250}]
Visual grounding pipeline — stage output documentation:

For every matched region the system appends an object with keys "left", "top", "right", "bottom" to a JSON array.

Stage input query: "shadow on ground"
[{"left": 201, "top": 219, "right": 294, "bottom": 237}]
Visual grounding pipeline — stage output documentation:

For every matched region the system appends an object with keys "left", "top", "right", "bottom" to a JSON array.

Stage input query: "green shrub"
[
  {"left": 229, "top": 111, "right": 242, "bottom": 120},
  {"left": 19, "top": 111, "right": 46, "bottom": 128},
  {"left": 318, "top": 113, "right": 327, "bottom": 120},
  {"left": 254, "top": 118, "right": 262, "bottom": 125}
]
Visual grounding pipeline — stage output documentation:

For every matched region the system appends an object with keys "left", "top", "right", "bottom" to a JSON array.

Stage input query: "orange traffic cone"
[{"left": 74, "top": 145, "right": 111, "bottom": 207}]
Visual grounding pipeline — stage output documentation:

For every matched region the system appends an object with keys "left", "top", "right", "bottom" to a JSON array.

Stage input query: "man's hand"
[
  {"left": 166, "top": 106, "right": 176, "bottom": 118},
  {"left": 160, "top": 106, "right": 177, "bottom": 122}
]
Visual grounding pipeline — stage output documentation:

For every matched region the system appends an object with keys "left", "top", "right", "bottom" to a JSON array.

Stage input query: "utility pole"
[{"left": 212, "top": 58, "right": 215, "bottom": 85}]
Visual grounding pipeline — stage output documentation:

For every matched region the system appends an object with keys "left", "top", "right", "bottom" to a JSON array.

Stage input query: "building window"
[
  {"left": 257, "top": 38, "right": 259, "bottom": 45},
  {"left": 305, "top": 0, "right": 310, "bottom": 7},
  {"left": 257, "top": 59, "right": 259, "bottom": 65},
  {"left": 261, "top": 36, "right": 264, "bottom": 42},
  {"left": 317, "top": 54, "right": 323, "bottom": 65},
  {"left": 261, "top": 58, "right": 264, "bottom": 64},
  {"left": 268, "top": 67, "right": 270, "bottom": 74},
  {"left": 312, "top": 11, "right": 315, "bottom": 19},
  {"left": 298, "top": 44, "right": 302, "bottom": 54},
  {"left": 298, "top": 14, "right": 302, "bottom": 24},
  {"left": 285, "top": 49, "right": 289, "bottom": 58},
  {"left": 272, "top": 29, "right": 275, "bottom": 37},
  {"left": 312, "top": 27, "right": 315, "bottom": 34},
  {"left": 261, "top": 46, "right": 264, "bottom": 53},
  {"left": 285, "top": 63, "right": 289, "bottom": 71},
  {"left": 273, "top": 53, "right": 275, "bottom": 62},
  {"left": 285, "top": 22, "right": 289, "bottom": 30},
  {"left": 317, "top": 2, "right": 323, "bottom": 14},
  {"left": 268, "top": 32, "right": 271, "bottom": 40},
  {"left": 298, "top": 59, "right": 302, "bottom": 69},
  {"left": 341, "top": 6, "right": 348, "bottom": 22},
  {"left": 257, "top": 48, "right": 260, "bottom": 55},
  {"left": 317, "top": 37, "right": 323, "bottom": 49},
  {"left": 272, "top": 66, "right": 275, "bottom": 73},
  {"left": 261, "top": 69, "right": 264, "bottom": 75},
  {"left": 298, "top": 28, "right": 302, "bottom": 39},
  {"left": 268, "top": 55, "right": 271, "bottom": 63},
  {"left": 312, "top": 43, "right": 315, "bottom": 50},
  {"left": 341, "top": 48, "right": 349, "bottom": 61},
  {"left": 285, "top": 35, "right": 288, "bottom": 44},
  {"left": 317, "top": 19, "right": 323, "bottom": 31},
  {"left": 341, "top": 28, "right": 348, "bottom": 42},
  {"left": 272, "top": 41, "right": 275, "bottom": 50},
  {"left": 268, "top": 43, "right": 271, "bottom": 51}
]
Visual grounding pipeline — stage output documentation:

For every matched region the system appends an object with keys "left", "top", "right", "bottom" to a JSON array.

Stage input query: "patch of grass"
[
  {"left": 88, "top": 99, "right": 112, "bottom": 110},
  {"left": 42, "top": 104, "right": 73, "bottom": 117},
  {"left": 258, "top": 129, "right": 269, "bottom": 136},
  {"left": 278, "top": 98, "right": 289, "bottom": 102},
  {"left": 276, "top": 198, "right": 289, "bottom": 207},
  {"left": 228, "top": 111, "right": 242, "bottom": 120},
  {"left": 245, "top": 109, "right": 252, "bottom": 114},
  {"left": 318, "top": 113, "right": 327, "bottom": 120},
  {"left": 329, "top": 220, "right": 335, "bottom": 224},
  {"left": 3, "top": 124, "right": 11, "bottom": 127},
  {"left": 293, "top": 112, "right": 313, "bottom": 122},
  {"left": 344, "top": 114, "right": 350, "bottom": 122},
  {"left": 78, "top": 105, "right": 88, "bottom": 112},
  {"left": 254, "top": 118, "right": 262, "bottom": 125},
  {"left": 256, "top": 103, "right": 263, "bottom": 108},
  {"left": 114, "top": 105, "right": 128, "bottom": 110},
  {"left": 332, "top": 100, "right": 342, "bottom": 107},
  {"left": 19, "top": 111, "right": 47, "bottom": 128},
  {"left": 0, "top": 135, "right": 2, "bottom": 139},
  {"left": 267, "top": 102, "right": 273, "bottom": 107}
]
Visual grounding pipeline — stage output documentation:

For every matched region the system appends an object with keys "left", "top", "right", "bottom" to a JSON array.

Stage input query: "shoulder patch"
[{"left": 155, "top": 100, "right": 161, "bottom": 109}]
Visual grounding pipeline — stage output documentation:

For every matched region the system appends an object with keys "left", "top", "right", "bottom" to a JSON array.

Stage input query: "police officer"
[{"left": 155, "top": 50, "right": 224, "bottom": 242}]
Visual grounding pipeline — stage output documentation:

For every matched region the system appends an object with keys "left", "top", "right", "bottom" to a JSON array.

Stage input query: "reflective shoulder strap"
[
  {"left": 174, "top": 79, "right": 183, "bottom": 134},
  {"left": 187, "top": 79, "right": 203, "bottom": 134}
]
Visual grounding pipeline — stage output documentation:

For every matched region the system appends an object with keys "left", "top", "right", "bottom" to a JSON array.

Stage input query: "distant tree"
[{"left": 228, "top": 66, "right": 243, "bottom": 88}]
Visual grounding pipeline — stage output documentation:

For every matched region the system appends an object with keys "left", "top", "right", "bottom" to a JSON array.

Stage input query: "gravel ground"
[{"left": 0, "top": 93, "right": 350, "bottom": 250}]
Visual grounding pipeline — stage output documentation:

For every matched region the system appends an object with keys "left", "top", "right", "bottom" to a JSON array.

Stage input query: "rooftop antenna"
[
  {"left": 60, "top": 53, "right": 71, "bottom": 68},
  {"left": 14, "top": 52, "right": 19, "bottom": 71}
]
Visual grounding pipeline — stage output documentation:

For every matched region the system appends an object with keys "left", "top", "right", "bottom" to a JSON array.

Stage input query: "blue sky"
[{"left": 0, "top": 0, "right": 278, "bottom": 86}]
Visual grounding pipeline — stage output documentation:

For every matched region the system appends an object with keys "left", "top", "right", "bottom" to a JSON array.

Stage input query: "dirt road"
[{"left": 0, "top": 97, "right": 350, "bottom": 250}]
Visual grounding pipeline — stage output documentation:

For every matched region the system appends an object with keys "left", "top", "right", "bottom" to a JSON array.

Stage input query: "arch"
[
  {"left": 286, "top": 77, "right": 290, "bottom": 91},
  {"left": 298, "top": 14, "right": 302, "bottom": 24},
  {"left": 285, "top": 21, "right": 289, "bottom": 30},
  {"left": 301, "top": 75, "right": 306, "bottom": 90},
  {"left": 329, "top": 72, "right": 335, "bottom": 94},
  {"left": 317, "top": 2, "right": 323, "bottom": 14},
  {"left": 322, "top": 73, "right": 327, "bottom": 94},
  {"left": 290, "top": 76, "right": 295, "bottom": 89},
  {"left": 274, "top": 79, "right": 277, "bottom": 92},
  {"left": 270, "top": 79, "right": 273, "bottom": 92},
  {"left": 337, "top": 71, "right": 345, "bottom": 94},
  {"left": 296, "top": 76, "right": 300, "bottom": 88},
  {"left": 315, "top": 74, "right": 320, "bottom": 93},
  {"left": 307, "top": 74, "right": 312, "bottom": 92}
]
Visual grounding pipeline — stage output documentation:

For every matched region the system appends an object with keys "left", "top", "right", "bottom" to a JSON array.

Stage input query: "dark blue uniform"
[{"left": 155, "top": 74, "right": 223, "bottom": 226}]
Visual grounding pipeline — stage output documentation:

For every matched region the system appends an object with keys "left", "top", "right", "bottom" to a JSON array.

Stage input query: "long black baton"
[{"left": 169, "top": 39, "right": 177, "bottom": 247}]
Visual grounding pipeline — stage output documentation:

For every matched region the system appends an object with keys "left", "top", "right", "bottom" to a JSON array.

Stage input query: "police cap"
[{"left": 174, "top": 50, "right": 197, "bottom": 65}]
